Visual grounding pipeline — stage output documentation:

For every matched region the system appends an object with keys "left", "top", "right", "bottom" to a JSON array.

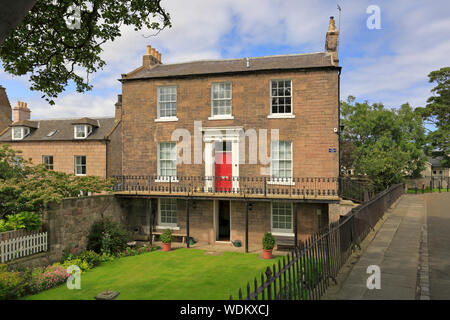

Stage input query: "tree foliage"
[
  {"left": 416, "top": 67, "right": 450, "bottom": 167},
  {"left": 341, "top": 96, "right": 427, "bottom": 188},
  {"left": 0, "top": 0, "right": 171, "bottom": 104},
  {"left": 0, "top": 144, "right": 114, "bottom": 220}
]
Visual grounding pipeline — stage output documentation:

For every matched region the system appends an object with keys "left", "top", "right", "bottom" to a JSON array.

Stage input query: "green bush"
[
  {"left": 160, "top": 229, "right": 173, "bottom": 243},
  {"left": 87, "top": 219, "right": 129, "bottom": 255},
  {"left": 0, "top": 270, "right": 26, "bottom": 299},
  {"left": 78, "top": 250, "right": 101, "bottom": 268},
  {"left": 0, "top": 211, "right": 42, "bottom": 232},
  {"left": 262, "top": 232, "right": 276, "bottom": 250}
]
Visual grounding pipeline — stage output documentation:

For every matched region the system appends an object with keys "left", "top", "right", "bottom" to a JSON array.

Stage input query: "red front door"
[{"left": 215, "top": 152, "right": 232, "bottom": 191}]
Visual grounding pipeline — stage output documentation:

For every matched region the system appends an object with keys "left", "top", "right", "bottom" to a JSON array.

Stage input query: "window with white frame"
[
  {"left": 42, "top": 155, "right": 54, "bottom": 170},
  {"left": 211, "top": 82, "right": 232, "bottom": 117},
  {"left": 271, "top": 141, "right": 292, "bottom": 179},
  {"left": 157, "top": 86, "right": 177, "bottom": 118},
  {"left": 271, "top": 202, "right": 293, "bottom": 233},
  {"left": 12, "top": 127, "right": 30, "bottom": 140},
  {"left": 158, "top": 142, "right": 177, "bottom": 177},
  {"left": 74, "top": 125, "right": 92, "bottom": 139},
  {"left": 74, "top": 155, "right": 86, "bottom": 175},
  {"left": 159, "top": 198, "right": 177, "bottom": 227},
  {"left": 270, "top": 80, "right": 292, "bottom": 114}
]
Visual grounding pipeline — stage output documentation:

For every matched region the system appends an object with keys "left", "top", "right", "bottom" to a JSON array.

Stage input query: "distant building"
[
  {"left": 0, "top": 96, "right": 123, "bottom": 178},
  {"left": 428, "top": 157, "right": 450, "bottom": 177}
]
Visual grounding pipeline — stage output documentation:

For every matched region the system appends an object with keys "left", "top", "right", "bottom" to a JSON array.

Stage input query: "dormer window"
[
  {"left": 74, "top": 125, "right": 92, "bottom": 139},
  {"left": 12, "top": 127, "right": 30, "bottom": 140}
]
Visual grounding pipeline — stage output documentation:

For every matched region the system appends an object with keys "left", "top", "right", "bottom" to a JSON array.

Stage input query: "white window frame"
[
  {"left": 157, "top": 198, "right": 178, "bottom": 228},
  {"left": 209, "top": 82, "right": 234, "bottom": 120},
  {"left": 156, "top": 85, "right": 178, "bottom": 121},
  {"left": 74, "top": 125, "right": 92, "bottom": 139},
  {"left": 268, "top": 79, "right": 295, "bottom": 119},
  {"left": 42, "top": 155, "right": 54, "bottom": 170},
  {"left": 74, "top": 155, "right": 86, "bottom": 176},
  {"left": 157, "top": 142, "right": 178, "bottom": 181},
  {"left": 12, "top": 127, "right": 30, "bottom": 140},
  {"left": 269, "top": 140, "right": 294, "bottom": 185},
  {"left": 271, "top": 202, "right": 294, "bottom": 235}
]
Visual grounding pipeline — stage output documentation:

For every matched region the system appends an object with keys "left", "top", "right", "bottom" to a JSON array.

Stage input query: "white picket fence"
[{"left": 0, "top": 232, "right": 48, "bottom": 263}]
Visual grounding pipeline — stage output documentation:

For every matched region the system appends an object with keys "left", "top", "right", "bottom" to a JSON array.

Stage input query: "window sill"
[
  {"left": 271, "top": 232, "right": 294, "bottom": 237},
  {"left": 155, "top": 178, "right": 179, "bottom": 183},
  {"left": 208, "top": 115, "right": 234, "bottom": 120},
  {"left": 267, "top": 114, "right": 296, "bottom": 119},
  {"left": 267, "top": 180, "right": 295, "bottom": 186},
  {"left": 155, "top": 117, "right": 179, "bottom": 122},
  {"left": 75, "top": 174, "right": 86, "bottom": 177},
  {"left": 156, "top": 225, "right": 180, "bottom": 231}
]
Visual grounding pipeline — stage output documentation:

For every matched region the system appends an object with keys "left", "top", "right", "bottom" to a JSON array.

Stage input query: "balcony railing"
[{"left": 111, "top": 175, "right": 339, "bottom": 199}]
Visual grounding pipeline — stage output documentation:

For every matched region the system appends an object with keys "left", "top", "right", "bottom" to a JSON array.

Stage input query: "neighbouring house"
[
  {"left": 115, "top": 16, "right": 341, "bottom": 250},
  {"left": 0, "top": 85, "right": 12, "bottom": 133},
  {"left": 428, "top": 157, "right": 450, "bottom": 178},
  {"left": 0, "top": 96, "right": 123, "bottom": 178}
]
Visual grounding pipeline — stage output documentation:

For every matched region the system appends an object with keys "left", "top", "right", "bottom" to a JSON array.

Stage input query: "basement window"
[
  {"left": 12, "top": 127, "right": 30, "bottom": 140},
  {"left": 74, "top": 125, "right": 92, "bottom": 139}
]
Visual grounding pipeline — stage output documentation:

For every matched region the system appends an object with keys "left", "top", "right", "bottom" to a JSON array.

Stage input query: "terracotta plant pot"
[
  {"left": 162, "top": 242, "right": 172, "bottom": 252},
  {"left": 262, "top": 249, "right": 273, "bottom": 259}
]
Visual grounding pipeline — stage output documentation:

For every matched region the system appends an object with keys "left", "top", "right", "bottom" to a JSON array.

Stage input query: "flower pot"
[
  {"left": 263, "top": 249, "right": 273, "bottom": 259},
  {"left": 162, "top": 242, "right": 172, "bottom": 252}
]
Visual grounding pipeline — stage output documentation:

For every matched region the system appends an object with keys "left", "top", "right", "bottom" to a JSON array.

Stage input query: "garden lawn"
[{"left": 24, "top": 248, "right": 282, "bottom": 300}]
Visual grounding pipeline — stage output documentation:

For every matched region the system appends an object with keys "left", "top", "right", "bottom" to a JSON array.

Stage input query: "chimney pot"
[
  {"left": 13, "top": 100, "right": 31, "bottom": 122},
  {"left": 147, "top": 45, "right": 151, "bottom": 55},
  {"left": 151, "top": 48, "right": 156, "bottom": 57}
]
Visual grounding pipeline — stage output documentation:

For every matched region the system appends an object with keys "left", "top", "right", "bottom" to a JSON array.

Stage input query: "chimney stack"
[
  {"left": 325, "top": 16, "right": 339, "bottom": 65},
  {"left": 13, "top": 101, "right": 31, "bottom": 122},
  {"left": 143, "top": 45, "right": 162, "bottom": 68},
  {"left": 115, "top": 94, "right": 122, "bottom": 121},
  {"left": 0, "top": 85, "right": 12, "bottom": 131}
]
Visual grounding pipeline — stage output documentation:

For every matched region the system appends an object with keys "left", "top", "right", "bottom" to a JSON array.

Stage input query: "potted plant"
[
  {"left": 160, "top": 229, "right": 173, "bottom": 252},
  {"left": 262, "top": 232, "right": 275, "bottom": 259}
]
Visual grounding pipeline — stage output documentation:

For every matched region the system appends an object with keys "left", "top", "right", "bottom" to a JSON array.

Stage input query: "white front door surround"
[{"left": 203, "top": 126, "right": 241, "bottom": 191}]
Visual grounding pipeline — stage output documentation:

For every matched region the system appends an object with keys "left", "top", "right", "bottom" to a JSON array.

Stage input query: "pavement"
[
  {"left": 324, "top": 194, "right": 427, "bottom": 299},
  {"left": 426, "top": 192, "right": 450, "bottom": 299}
]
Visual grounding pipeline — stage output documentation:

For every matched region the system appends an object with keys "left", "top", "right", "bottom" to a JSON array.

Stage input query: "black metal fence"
[
  {"left": 340, "top": 177, "right": 383, "bottom": 203},
  {"left": 111, "top": 175, "right": 339, "bottom": 198},
  {"left": 229, "top": 183, "right": 404, "bottom": 300},
  {"left": 407, "top": 176, "right": 450, "bottom": 194}
]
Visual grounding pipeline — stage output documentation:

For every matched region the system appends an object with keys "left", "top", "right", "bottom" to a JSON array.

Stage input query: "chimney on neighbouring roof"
[
  {"left": 143, "top": 45, "right": 162, "bottom": 68},
  {"left": 13, "top": 101, "right": 31, "bottom": 122},
  {"left": 115, "top": 94, "right": 122, "bottom": 121},
  {"left": 325, "top": 16, "right": 339, "bottom": 65},
  {"left": 0, "top": 85, "right": 12, "bottom": 131}
]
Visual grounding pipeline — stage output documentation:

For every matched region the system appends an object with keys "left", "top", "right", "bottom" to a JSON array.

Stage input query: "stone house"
[
  {"left": 0, "top": 96, "right": 123, "bottom": 178},
  {"left": 116, "top": 17, "right": 342, "bottom": 250}
]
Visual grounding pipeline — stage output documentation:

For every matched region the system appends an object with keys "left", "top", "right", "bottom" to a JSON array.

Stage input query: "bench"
[
  {"left": 151, "top": 231, "right": 188, "bottom": 244},
  {"left": 274, "top": 236, "right": 296, "bottom": 251}
]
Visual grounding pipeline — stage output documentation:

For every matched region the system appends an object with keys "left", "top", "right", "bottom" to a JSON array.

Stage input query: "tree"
[
  {"left": 416, "top": 67, "right": 450, "bottom": 167},
  {"left": 341, "top": 96, "right": 427, "bottom": 188},
  {"left": 0, "top": 144, "right": 114, "bottom": 221},
  {"left": 0, "top": 0, "right": 171, "bottom": 104}
]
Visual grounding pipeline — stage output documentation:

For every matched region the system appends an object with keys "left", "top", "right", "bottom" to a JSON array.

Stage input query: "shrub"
[
  {"left": 262, "top": 232, "right": 276, "bottom": 250},
  {"left": 0, "top": 211, "right": 42, "bottom": 232},
  {"left": 0, "top": 270, "right": 26, "bottom": 299},
  {"left": 160, "top": 229, "right": 173, "bottom": 243},
  {"left": 87, "top": 219, "right": 129, "bottom": 255},
  {"left": 28, "top": 264, "right": 70, "bottom": 293}
]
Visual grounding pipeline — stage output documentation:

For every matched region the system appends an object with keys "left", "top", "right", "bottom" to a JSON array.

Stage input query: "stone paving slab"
[{"left": 332, "top": 195, "right": 426, "bottom": 300}]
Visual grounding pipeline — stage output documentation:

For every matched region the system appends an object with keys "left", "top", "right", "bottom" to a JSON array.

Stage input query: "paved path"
[
  {"left": 331, "top": 194, "right": 426, "bottom": 299},
  {"left": 426, "top": 192, "right": 450, "bottom": 299}
]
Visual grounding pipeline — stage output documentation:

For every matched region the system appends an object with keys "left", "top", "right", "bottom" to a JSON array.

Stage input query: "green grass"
[
  {"left": 23, "top": 248, "right": 282, "bottom": 300},
  {"left": 407, "top": 187, "right": 450, "bottom": 194}
]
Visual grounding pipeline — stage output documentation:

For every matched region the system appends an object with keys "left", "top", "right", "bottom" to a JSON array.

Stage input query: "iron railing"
[
  {"left": 111, "top": 175, "right": 339, "bottom": 198},
  {"left": 230, "top": 183, "right": 404, "bottom": 300}
]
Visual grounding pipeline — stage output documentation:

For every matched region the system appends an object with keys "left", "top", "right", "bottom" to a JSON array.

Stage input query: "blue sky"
[{"left": 0, "top": 0, "right": 449, "bottom": 120}]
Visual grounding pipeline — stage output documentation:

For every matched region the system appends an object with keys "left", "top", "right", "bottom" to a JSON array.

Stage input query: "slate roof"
[
  {"left": 123, "top": 52, "right": 336, "bottom": 80},
  {"left": 0, "top": 117, "right": 116, "bottom": 142}
]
